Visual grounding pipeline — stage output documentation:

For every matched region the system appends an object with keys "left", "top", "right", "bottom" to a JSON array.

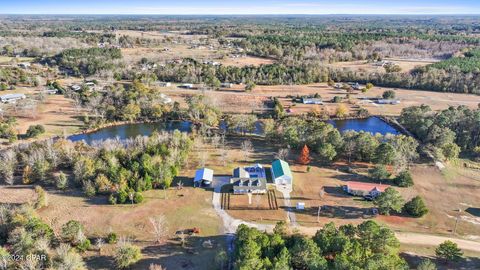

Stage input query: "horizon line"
[{"left": 2, "top": 13, "right": 480, "bottom": 16}]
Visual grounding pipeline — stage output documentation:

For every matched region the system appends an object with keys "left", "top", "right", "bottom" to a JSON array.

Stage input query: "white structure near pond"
[{"left": 194, "top": 168, "right": 214, "bottom": 187}]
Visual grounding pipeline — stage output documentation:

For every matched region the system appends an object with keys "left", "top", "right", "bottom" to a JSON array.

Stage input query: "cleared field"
[
  {"left": 121, "top": 45, "right": 227, "bottom": 64},
  {"left": 0, "top": 56, "right": 35, "bottom": 65},
  {"left": 251, "top": 83, "right": 480, "bottom": 116},
  {"left": 329, "top": 58, "right": 436, "bottom": 73},
  {"left": 220, "top": 56, "right": 275, "bottom": 67}
]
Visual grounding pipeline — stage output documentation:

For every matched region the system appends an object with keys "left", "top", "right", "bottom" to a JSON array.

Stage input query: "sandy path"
[{"left": 211, "top": 180, "right": 480, "bottom": 253}]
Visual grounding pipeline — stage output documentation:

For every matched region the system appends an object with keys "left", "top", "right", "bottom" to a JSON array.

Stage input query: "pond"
[
  {"left": 68, "top": 121, "right": 192, "bottom": 144},
  {"left": 328, "top": 117, "right": 400, "bottom": 135},
  {"left": 68, "top": 117, "right": 400, "bottom": 144}
]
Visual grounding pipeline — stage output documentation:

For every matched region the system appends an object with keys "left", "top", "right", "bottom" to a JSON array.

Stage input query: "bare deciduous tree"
[
  {"left": 149, "top": 264, "right": 166, "bottom": 270},
  {"left": 95, "top": 238, "right": 105, "bottom": 254},
  {"left": 275, "top": 148, "right": 290, "bottom": 161},
  {"left": 241, "top": 140, "right": 254, "bottom": 162},
  {"left": 149, "top": 215, "right": 168, "bottom": 244},
  {"left": 0, "top": 149, "right": 17, "bottom": 185}
]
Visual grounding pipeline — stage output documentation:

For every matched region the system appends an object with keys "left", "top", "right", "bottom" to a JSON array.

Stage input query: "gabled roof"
[
  {"left": 271, "top": 159, "right": 292, "bottom": 179},
  {"left": 194, "top": 168, "right": 213, "bottom": 182},
  {"left": 345, "top": 181, "right": 389, "bottom": 192},
  {"left": 233, "top": 167, "right": 250, "bottom": 178}
]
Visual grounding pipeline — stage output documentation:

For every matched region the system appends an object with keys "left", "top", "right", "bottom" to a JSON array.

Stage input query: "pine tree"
[{"left": 298, "top": 145, "right": 311, "bottom": 165}]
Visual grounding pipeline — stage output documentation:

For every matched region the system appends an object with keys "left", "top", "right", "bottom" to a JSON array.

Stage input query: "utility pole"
[{"left": 453, "top": 208, "right": 461, "bottom": 235}]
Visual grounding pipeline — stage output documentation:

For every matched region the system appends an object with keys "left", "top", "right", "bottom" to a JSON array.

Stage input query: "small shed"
[
  {"left": 296, "top": 202, "right": 305, "bottom": 210},
  {"left": 302, "top": 98, "right": 323, "bottom": 105},
  {"left": 180, "top": 83, "right": 194, "bottom": 89},
  {"left": 221, "top": 83, "right": 233, "bottom": 88},
  {"left": 194, "top": 168, "right": 214, "bottom": 187}
]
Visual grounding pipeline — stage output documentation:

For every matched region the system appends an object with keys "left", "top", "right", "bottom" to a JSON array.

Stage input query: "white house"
[
  {"left": 71, "top": 85, "right": 82, "bottom": 91},
  {"left": 221, "top": 83, "right": 233, "bottom": 88},
  {"left": 271, "top": 159, "right": 293, "bottom": 186},
  {"left": 179, "top": 83, "right": 194, "bottom": 89},
  {"left": 194, "top": 168, "right": 214, "bottom": 187},
  {"left": 159, "top": 82, "right": 172, "bottom": 87},
  {"left": 18, "top": 62, "right": 31, "bottom": 69},
  {"left": 0, "top": 93, "right": 26, "bottom": 103},
  {"left": 302, "top": 98, "right": 323, "bottom": 105}
]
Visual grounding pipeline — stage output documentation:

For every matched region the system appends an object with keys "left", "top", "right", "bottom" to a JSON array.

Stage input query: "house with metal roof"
[
  {"left": 194, "top": 168, "right": 213, "bottom": 187},
  {"left": 0, "top": 93, "right": 26, "bottom": 103},
  {"left": 302, "top": 98, "right": 323, "bottom": 105},
  {"left": 230, "top": 178, "right": 267, "bottom": 194},
  {"left": 271, "top": 159, "right": 293, "bottom": 186}
]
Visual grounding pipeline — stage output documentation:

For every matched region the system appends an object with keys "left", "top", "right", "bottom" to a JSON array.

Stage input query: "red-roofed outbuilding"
[{"left": 343, "top": 181, "right": 390, "bottom": 197}]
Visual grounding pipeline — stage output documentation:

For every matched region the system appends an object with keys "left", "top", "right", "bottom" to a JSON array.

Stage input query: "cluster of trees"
[
  {"left": 155, "top": 59, "right": 330, "bottom": 86},
  {"left": 0, "top": 66, "right": 38, "bottom": 88},
  {"left": 330, "top": 64, "right": 480, "bottom": 94},
  {"left": 0, "top": 131, "right": 192, "bottom": 204},
  {"left": 427, "top": 49, "right": 480, "bottom": 73},
  {"left": 0, "top": 204, "right": 147, "bottom": 269},
  {"left": 268, "top": 117, "right": 419, "bottom": 170},
  {"left": 25, "top": 124, "right": 45, "bottom": 138},
  {"left": 49, "top": 47, "right": 122, "bottom": 76},
  {"left": 0, "top": 117, "right": 17, "bottom": 143},
  {"left": 234, "top": 220, "right": 408, "bottom": 270},
  {"left": 374, "top": 187, "right": 428, "bottom": 217},
  {"left": 72, "top": 80, "right": 175, "bottom": 128},
  {"left": 0, "top": 205, "right": 87, "bottom": 269},
  {"left": 400, "top": 105, "right": 480, "bottom": 160}
]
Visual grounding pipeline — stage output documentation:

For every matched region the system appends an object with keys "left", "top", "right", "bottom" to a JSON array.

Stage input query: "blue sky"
[{"left": 2, "top": 0, "right": 480, "bottom": 15}]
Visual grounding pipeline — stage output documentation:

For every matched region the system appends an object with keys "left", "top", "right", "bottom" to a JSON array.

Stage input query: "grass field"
[{"left": 329, "top": 58, "right": 437, "bottom": 73}]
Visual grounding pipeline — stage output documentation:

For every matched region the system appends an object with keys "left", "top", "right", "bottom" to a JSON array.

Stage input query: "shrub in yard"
[
  {"left": 56, "top": 171, "right": 68, "bottom": 190},
  {"left": 61, "top": 220, "right": 84, "bottom": 243},
  {"left": 108, "top": 194, "right": 117, "bottom": 205},
  {"left": 394, "top": 170, "right": 414, "bottom": 187},
  {"left": 83, "top": 180, "right": 96, "bottom": 197},
  {"left": 435, "top": 240, "right": 463, "bottom": 263},
  {"left": 26, "top": 124, "right": 45, "bottom": 138},
  {"left": 417, "top": 259, "right": 437, "bottom": 270},
  {"left": 115, "top": 240, "right": 142, "bottom": 269},
  {"left": 133, "top": 192, "right": 144, "bottom": 204},
  {"left": 374, "top": 187, "right": 404, "bottom": 215},
  {"left": 117, "top": 190, "right": 128, "bottom": 204},
  {"left": 76, "top": 239, "right": 91, "bottom": 253},
  {"left": 107, "top": 232, "right": 118, "bottom": 244},
  {"left": 34, "top": 185, "right": 48, "bottom": 209},
  {"left": 369, "top": 164, "right": 391, "bottom": 181},
  {"left": 403, "top": 196, "right": 429, "bottom": 217}
]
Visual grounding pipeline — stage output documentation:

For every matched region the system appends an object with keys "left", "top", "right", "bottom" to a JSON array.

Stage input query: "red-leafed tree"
[{"left": 298, "top": 145, "right": 311, "bottom": 165}]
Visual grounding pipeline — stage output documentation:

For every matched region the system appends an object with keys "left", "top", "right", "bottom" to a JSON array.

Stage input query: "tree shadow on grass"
[
  {"left": 281, "top": 205, "right": 375, "bottom": 220},
  {"left": 401, "top": 252, "right": 480, "bottom": 270},
  {"left": 323, "top": 186, "right": 350, "bottom": 198}
]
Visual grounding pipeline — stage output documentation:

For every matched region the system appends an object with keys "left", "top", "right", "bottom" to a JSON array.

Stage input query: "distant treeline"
[{"left": 154, "top": 59, "right": 480, "bottom": 94}]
